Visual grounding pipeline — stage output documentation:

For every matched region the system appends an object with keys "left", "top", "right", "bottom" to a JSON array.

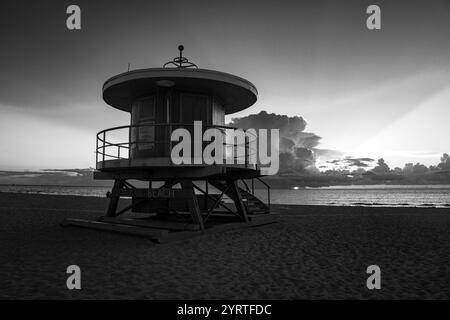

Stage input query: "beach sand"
[{"left": 0, "top": 192, "right": 449, "bottom": 299}]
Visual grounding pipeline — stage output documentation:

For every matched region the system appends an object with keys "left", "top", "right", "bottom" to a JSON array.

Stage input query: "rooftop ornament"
[{"left": 163, "top": 45, "right": 198, "bottom": 69}]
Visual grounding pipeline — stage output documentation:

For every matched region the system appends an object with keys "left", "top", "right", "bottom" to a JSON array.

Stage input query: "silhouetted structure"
[{"left": 63, "top": 46, "right": 273, "bottom": 242}]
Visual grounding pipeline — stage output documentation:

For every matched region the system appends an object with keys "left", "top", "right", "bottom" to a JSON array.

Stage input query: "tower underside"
[{"left": 62, "top": 167, "right": 274, "bottom": 243}]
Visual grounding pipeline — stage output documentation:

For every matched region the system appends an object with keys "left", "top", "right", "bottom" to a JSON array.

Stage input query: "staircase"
[
  {"left": 208, "top": 180, "right": 270, "bottom": 215},
  {"left": 239, "top": 188, "right": 270, "bottom": 215}
]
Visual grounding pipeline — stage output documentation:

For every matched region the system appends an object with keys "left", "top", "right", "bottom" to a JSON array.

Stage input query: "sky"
[{"left": 0, "top": 0, "right": 449, "bottom": 170}]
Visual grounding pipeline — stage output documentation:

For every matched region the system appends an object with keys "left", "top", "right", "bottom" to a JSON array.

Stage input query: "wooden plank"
[
  {"left": 226, "top": 180, "right": 249, "bottom": 222},
  {"left": 132, "top": 197, "right": 188, "bottom": 213},
  {"left": 60, "top": 218, "right": 168, "bottom": 243},
  {"left": 181, "top": 180, "right": 204, "bottom": 231},
  {"left": 98, "top": 216, "right": 200, "bottom": 231},
  {"left": 106, "top": 179, "right": 124, "bottom": 217}
]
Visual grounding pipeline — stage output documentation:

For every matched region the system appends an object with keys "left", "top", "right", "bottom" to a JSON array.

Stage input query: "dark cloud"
[
  {"left": 326, "top": 157, "right": 375, "bottom": 170},
  {"left": 230, "top": 111, "right": 307, "bottom": 133},
  {"left": 347, "top": 159, "right": 370, "bottom": 168},
  {"left": 229, "top": 111, "right": 324, "bottom": 172},
  {"left": 296, "top": 132, "right": 321, "bottom": 149},
  {"left": 280, "top": 137, "right": 295, "bottom": 153}
]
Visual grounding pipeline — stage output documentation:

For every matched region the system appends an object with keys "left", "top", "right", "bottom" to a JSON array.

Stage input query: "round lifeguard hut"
[{"left": 63, "top": 46, "right": 272, "bottom": 241}]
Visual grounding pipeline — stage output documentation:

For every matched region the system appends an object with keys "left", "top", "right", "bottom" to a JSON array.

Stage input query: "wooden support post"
[
  {"left": 155, "top": 180, "right": 179, "bottom": 219},
  {"left": 204, "top": 180, "right": 209, "bottom": 209},
  {"left": 106, "top": 179, "right": 125, "bottom": 217},
  {"left": 226, "top": 179, "right": 249, "bottom": 222},
  {"left": 181, "top": 180, "right": 204, "bottom": 231}
]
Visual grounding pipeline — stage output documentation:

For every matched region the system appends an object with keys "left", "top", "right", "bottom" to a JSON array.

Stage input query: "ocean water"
[
  {"left": 1, "top": 184, "right": 449, "bottom": 208},
  {"left": 253, "top": 185, "right": 450, "bottom": 208}
]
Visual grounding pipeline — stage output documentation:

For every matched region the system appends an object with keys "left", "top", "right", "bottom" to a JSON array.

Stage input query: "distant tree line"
[
  {"left": 317, "top": 153, "right": 450, "bottom": 185},
  {"left": 370, "top": 153, "right": 450, "bottom": 175}
]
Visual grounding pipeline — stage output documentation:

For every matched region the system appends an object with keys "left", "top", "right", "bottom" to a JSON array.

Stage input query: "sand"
[{"left": 0, "top": 192, "right": 449, "bottom": 299}]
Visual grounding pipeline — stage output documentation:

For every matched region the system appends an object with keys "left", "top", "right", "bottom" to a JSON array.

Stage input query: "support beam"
[
  {"left": 226, "top": 179, "right": 249, "bottom": 222},
  {"left": 106, "top": 179, "right": 125, "bottom": 217},
  {"left": 157, "top": 180, "right": 177, "bottom": 219},
  {"left": 181, "top": 180, "right": 204, "bottom": 231}
]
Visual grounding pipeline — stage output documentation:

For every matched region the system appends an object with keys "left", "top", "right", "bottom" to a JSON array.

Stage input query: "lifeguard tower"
[{"left": 63, "top": 46, "right": 273, "bottom": 242}]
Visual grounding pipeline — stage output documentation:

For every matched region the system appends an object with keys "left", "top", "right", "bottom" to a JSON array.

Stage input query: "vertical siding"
[{"left": 212, "top": 98, "right": 225, "bottom": 125}]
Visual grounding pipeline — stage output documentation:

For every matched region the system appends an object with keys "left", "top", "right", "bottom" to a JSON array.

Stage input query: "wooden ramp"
[
  {"left": 61, "top": 213, "right": 278, "bottom": 244},
  {"left": 61, "top": 218, "right": 170, "bottom": 243}
]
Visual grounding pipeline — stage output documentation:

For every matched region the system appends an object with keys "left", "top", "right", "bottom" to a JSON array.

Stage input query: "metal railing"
[
  {"left": 96, "top": 123, "right": 259, "bottom": 168},
  {"left": 256, "top": 177, "right": 271, "bottom": 210}
]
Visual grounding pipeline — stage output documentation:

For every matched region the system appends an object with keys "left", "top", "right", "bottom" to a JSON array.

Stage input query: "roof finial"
[{"left": 163, "top": 45, "right": 198, "bottom": 69}]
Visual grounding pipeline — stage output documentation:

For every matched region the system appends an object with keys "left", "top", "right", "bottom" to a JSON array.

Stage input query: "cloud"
[
  {"left": 228, "top": 111, "right": 326, "bottom": 173},
  {"left": 325, "top": 157, "right": 375, "bottom": 170},
  {"left": 314, "top": 148, "right": 345, "bottom": 160},
  {"left": 0, "top": 169, "right": 111, "bottom": 186}
]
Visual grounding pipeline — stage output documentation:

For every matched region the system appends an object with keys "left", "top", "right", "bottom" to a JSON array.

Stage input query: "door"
[{"left": 179, "top": 93, "right": 210, "bottom": 162}]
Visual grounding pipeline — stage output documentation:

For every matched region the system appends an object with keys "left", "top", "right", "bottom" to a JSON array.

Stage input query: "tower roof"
[{"left": 103, "top": 67, "right": 258, "bottom": 114}]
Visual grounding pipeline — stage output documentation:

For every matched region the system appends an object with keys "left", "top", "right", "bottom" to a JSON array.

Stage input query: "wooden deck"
[{"left": 61, "top": 213, "right": 279, "bottom": 244}]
